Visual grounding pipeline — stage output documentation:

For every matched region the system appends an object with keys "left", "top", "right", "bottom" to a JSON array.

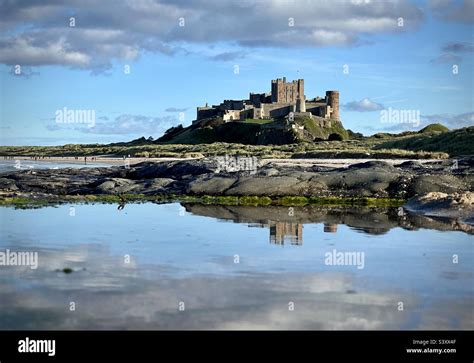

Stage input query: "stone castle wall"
[
  {"left": 271, "top": 78, "right": 304, "bottom": 104},
  {"left": 196, "top": 78, "right": 339, "bottom": 122}
]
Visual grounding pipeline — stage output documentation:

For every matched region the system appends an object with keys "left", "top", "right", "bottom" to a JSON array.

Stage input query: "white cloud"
[
  {"left": 0, "top": 0, "right": 424, "bottom": 71},
  {"left": 83, "top": 114, "right": 178, "bottom": 135},
  {"left": 343, "top": 98, "right": 385, "bottom": 112},
  {"left": 46, "top": 114, "right": 179, "bottom": 136},
  {"left": 422, "top": 112, "right": 474, "bottom": 129},
  {"left": 428, "top": 0, "right": 474, "bottom": 23}
]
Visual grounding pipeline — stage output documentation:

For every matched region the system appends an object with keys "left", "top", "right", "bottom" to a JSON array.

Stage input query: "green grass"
[
  {"left": 294, "top": 115, "right": 349, "bottom": 141},
  {"left": 0, "top": 140, "right": 450, "bottom": 159},
  {"left": 0, "top": 193, "right": 406, "bottom": 208},
  {"left": 239, "top": 118, "right": 273, "bottom": 125},
  {"left": 375, "top": 126, "right": 474, "bottom": 156},
  {"left": 419, "top": 123, "right": 449, "bottom": 133},
  {"left": 1, "top": 126, "right": 465, "bottom": 160}
]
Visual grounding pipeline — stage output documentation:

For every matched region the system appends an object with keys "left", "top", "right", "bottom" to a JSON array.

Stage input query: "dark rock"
[
  {"left": 0, "top": 158, "right": 471, "bottom": 200},
  {"left": 348, "top": 160, "right": 395, "bottom": 171},
  {"left": 0, "top": 178, "right": 18, "bottom": 191}
]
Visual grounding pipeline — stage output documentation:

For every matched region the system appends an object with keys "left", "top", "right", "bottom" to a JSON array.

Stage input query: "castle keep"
[{"left": 196, "top": 77, "right": 340, "bottom": 122}]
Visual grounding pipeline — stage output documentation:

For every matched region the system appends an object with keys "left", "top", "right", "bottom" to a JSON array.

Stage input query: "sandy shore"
[
  {"left": 5, "top": 156, "right": 195, "bottom": 166},
  {"left": 5, "top": 156, "right": 443, "bottom": 168},
  {"left": 261, "top": 158, "right": 441, "bottom": 168}
]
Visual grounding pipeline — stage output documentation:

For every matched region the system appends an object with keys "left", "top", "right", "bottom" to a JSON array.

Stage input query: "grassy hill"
[
  {"left": 375, "top": 126, "right": 473, "bottom": 156},
  {"left": 157, "top": 115, "right": 349, "bottom": 145},
  {"left": 418, "top": 123, "right": 449, "bottom": 133},
  {"left": 158, "top": 119, "right": 297, "bottom": 145},
  {"left": 293, "top": 115, "right": 349, "bottom": 141},
  {"left": 1, "top": 122, "right": 469, "bottom": 160}
]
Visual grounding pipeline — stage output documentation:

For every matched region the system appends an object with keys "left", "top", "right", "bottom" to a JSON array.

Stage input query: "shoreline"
[
  {"left": 2, "top": 156, "right": 196, "bottom": 166},
  {"left": 3, "top": 155, "right": 445, "bottom": 168},
  {"left": 1, "top": 157, "right": 472, "bottom": 224},
  {"left": 0, "top": 192, "right": 471, "bottom": 233}
]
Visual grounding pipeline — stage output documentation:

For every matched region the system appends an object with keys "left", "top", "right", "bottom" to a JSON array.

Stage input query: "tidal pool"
[{"left": 0, "top": 203, "right": 472, "bottom": 330}]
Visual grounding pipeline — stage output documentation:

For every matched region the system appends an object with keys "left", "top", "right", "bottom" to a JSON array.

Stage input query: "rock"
[
  {"left": 128, "top": 159, "right": 219, "bottom": 180},
  {"left": 0, "top": 158, "right": 471, "bottom": 201},
  {"left": 405, "top": 192, "right": 474, "bottom": 223},
  {"left": 224, "top": 176, "right": 312, "bottom": 196},
  {"left": 0, "top": 178, "right": 18, "bottom": 191},
  {"left": 348, "top": 160, "right": 396, "bottom": 171},
  {"left": 96, "top": 178, "right": 140, "bottom": 194},
  {"left": 396, "top": 161, "right": 424, "bottom": 169},
  {"left": 409, "top": 175, "right": 467, "bottom": 196},
  {"left": 187, "top": 176, "right": 238, "bottom": 195},
  {"left": 144, "top": 178, "right": 175, "bottom": 188},
  {"left": 257, "top": 167, "right": 280, "bottom": 177}
]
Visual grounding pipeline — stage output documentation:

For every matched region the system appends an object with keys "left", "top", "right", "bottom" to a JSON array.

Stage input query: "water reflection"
[
  {"left": 269, "top": 222, "right": 303, "bottom": 245},
  {"left": 254, "top": 222, "right": 336, "bottom": 245},
  {"left": 0, "top": 203, "right": 472, "bottom": 330},
  {"left": 182, "top": 203, "right": 474, "bottom": 246},
  {"left": 324, "top": 223, "right": 338, "bottom": 233}
]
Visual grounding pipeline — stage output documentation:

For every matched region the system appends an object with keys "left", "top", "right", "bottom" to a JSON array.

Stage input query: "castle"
[{"left": 196, "top": 77, "right": 340, "bottom": 122}]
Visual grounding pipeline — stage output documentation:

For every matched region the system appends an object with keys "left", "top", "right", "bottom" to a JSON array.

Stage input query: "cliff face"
[{"left": 156, "top": 116, "right": 348, "bottom": 145}]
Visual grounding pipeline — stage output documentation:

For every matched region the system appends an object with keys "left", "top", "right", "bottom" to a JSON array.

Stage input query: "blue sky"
[{"left": 0, "top": 0, "right": 473, "bottom": 145}]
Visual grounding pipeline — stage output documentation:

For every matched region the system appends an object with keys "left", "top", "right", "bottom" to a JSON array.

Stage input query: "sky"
[{"left": 0, "top": 0, "right": 473, "bottom": 146}]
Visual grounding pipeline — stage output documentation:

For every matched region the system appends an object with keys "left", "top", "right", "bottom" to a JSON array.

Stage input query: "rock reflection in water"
[
  {"left": 0, "top": 202, "right": 472, "bottom": 330},
  {"left": 182, "top": 203, "right": 474, "bottom": 240}
]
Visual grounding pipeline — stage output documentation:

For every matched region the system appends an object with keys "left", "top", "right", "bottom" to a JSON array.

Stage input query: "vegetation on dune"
[
  {"left": 0, "top": 123, "right": 468, "bottom": 159},
  {"left": 375, "top": 126, "right": 473, "bottom": 156},
  {"left": 418, "top": 123, "right": 449, "bottom": 133},
  {"left": 0, "top": 139, "right": 451, "bottom": 159},
  {"left": 0, "top": 141, "right": 450, "bottom": 159},
  {"left": 291, "top": 115, "right": 345, "bottom": 141}
]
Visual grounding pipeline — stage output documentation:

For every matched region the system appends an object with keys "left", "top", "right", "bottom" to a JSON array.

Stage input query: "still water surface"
[{"left": 0, "top": 202, "right": 472, "bottom": 329}]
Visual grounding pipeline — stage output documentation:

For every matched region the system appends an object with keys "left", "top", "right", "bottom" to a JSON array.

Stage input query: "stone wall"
[
  {"left": 271, "top": 78, "right": 304, "bottom": 104},
  {"left": 261, "top": 103, "right": 292, "bottom": 119}
]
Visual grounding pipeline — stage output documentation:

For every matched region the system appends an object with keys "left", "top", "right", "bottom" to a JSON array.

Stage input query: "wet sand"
[{"left": 7, "top": 156, "right": 441, "bottom": 168}]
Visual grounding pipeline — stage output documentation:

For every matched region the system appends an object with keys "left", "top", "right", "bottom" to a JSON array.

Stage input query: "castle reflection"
[
  {"left": 270, "top": 222, "right": 303, "bottom": 245},
  {"left": 251, "top": 222, "right": 339, "bottom": 245},
  {"left": 324, "top": 223, "right": 338, "bottom": 233}
]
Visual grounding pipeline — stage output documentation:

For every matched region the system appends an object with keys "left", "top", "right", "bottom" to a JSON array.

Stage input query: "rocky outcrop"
[
  {"left": 0, "top": 158, "right": 472, "bottom": 221},
  {"left": 405, "top": 192, "right": 474, "bottom": 224}
]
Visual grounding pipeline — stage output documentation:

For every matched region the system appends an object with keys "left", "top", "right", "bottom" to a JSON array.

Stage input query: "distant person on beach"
[{"left": 84, "top": 156, "right": 87, "bottom": 164}]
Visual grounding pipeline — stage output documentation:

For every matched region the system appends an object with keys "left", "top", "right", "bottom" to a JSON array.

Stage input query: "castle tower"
[
  {"left": 271, "top": 78, "right": 283, "bottom": 103},
  {"left": 297, "top": 79, "right": 304, "bottom": 100},
  {"left": 326, "top": 90, "right": 340, "bottom": 120},
  {"left": 271, "top": 77, "right": 304, "bottom": 104},
  {"left": 296, "top": 96, "right": 306, "bottom": 112}
]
